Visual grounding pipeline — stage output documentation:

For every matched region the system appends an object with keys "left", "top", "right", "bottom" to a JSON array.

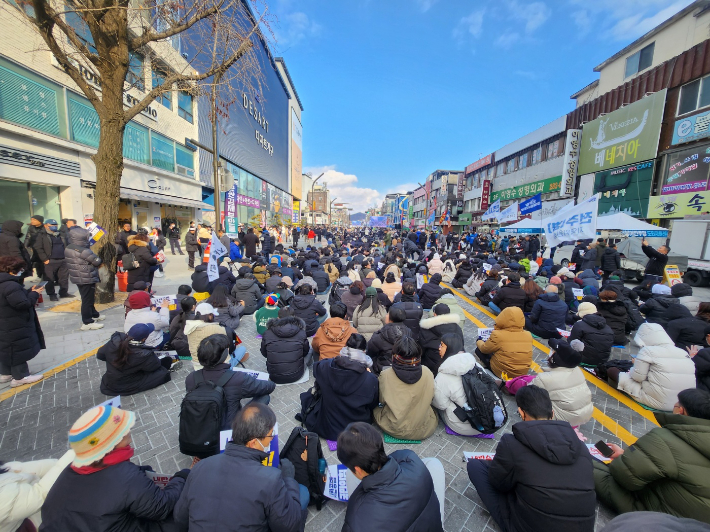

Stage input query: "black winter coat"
[
  {"left": 568, "top": 314, "right": 614, "bottom": 366},
  {"left": 260, "top": 316, "right": 309, "bottom": 384},
  {"left": 0, "top": 272, "right": 44, "bottom": 367},
  {"left": 191, "top": 265, "right": 235, "bottom": 294},
  {"left": 596, "top": 300, "right": 629, "bottom": 346},
  {"left": 96, "top": 332, "right": 170, "bottom": 396},
  {"left": 453, "top": 264, "right": 473, "bottom": 285},
  {"left": 477, "top": 420, "right": 595, "bottom": 532},
  {"left": 640, "top": 295, "right": 682, "bottom": 327},
  {"left": 392, "top": 297, "right": 424, "bottom": 337},
  {"left": 367, "top": 322, "right": 411, "bottom": 374},
  {"left": 418, "top": 281, "right": 442, "bottom": 310},
  {"left": 185, "top": 364, "right": 275, "bottom": 430},
  {"left": 475, "top": 278, "right": 499, "bottom": 304},
  {"left": 0, "top": 220, "right": 32, "bottom": 272},
  {"left": 528, "top": 293, "right": 568, "bottom": 334},
  {"left": 290, "top": 294, "right": 326, "bottom": 336},
  {"left": 343, "top": 450, "right": 443, "bottom": 532},
  {"left": 492, "top": 281, "right": 528, "bottom": 311},
  {"left": 418, "top": 313, "right": 464, "bottom": 376},
  {"left": 601, "top": 247, "right": 621, "bottom": 272},
  {"left": 302, "top": 356, "right": 379, "bottom": 441},
  {"left": 185, "top": 230, "right": 201, "bottom": 252},
  {"left": 64, "top": 227, "right": 102, "bottom": 285},
  {"left": 571, "top": 244, "right": 586, "bottom": 266},
  {"left": 666, "top": 314, "right": 707, "bottom": 350},
  {"left": 127, "top": 240, "right": 157, "bottom": 288},
  {"left": 261, "top": 231, "right": 272, "bottom": 253},
  {"left": 114, "top": 229, "right": 136, "bottom": 257},
  {"left": 40, "top": 460, "right": 186, "bottom": 532},
  {"left": 312, "top": 269, "right": 331, "bottom": 292},
  {"left": 642, "top": 244, "right": 668, "bottom": 276},
  {"left": 173, "top": 443, "right": 302, "bottom": 532},
  {"left": 694, "top": 348, "right": 710, "bottom": 392}
]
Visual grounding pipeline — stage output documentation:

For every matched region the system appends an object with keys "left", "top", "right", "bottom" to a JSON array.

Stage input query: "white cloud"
[
  {"left": 495, "top": 31, "right": 520, "bottom": 49},
  {"left": 416, "top": 0, "right": 439, "bottom": 13},
  {"left": 303, "top": 165, "right": 384, "bottom": 212},
  {"left": 505, "top": 1, "right": 551, "bottom": 33},
  {"left": 572, "top": 10, "right": 591, "bottom": 36},
  {"left": 274, "top": 11, "right": 322, "bottom": 47},
  {"left": 607, "top": 1, "right": 691, "bottom": 41},
  {"left": 453, "top": 9, "right": 486, "bottom": 42}
]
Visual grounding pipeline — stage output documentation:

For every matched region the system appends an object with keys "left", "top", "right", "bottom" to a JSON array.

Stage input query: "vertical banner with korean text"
[
  {"left": 224, "top": 184, "right": 239, "bottom": 236},
  {"left": 543, "top": 194, "right": 599, "bottom": 247},
  {"left": 560, "top": 129, "right": 581, "bottom": 197}
]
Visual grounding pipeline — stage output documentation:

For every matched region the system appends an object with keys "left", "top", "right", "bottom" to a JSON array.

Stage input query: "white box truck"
[{"left": 669, "top": 216, "right": 710, "bottom": 287}]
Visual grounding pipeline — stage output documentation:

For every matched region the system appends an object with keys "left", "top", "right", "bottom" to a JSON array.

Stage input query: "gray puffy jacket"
[{"left": 65, "top": 227, "right": 102, "bottom": 284}]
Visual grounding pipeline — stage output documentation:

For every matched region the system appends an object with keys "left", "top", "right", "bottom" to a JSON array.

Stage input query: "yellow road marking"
[{"left": 0, "top": 347, "right": 99, "bottom": 402}]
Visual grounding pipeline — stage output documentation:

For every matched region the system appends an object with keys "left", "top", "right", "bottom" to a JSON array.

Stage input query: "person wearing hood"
[
  {"left": 579, "top": 243, "right": 597, "bottom": 271},
  {"left": 526, "top": 285, "right": 568, "bottom": 339},
  {"left": 490, "top": 272, "right": 528, "bottom": 315},
  {"left": 596, "top": 290, "right": 629, "bottom": 346},
  {"left": 467, "top": 385, "right": 596, "bottom": 532},
  {"left": 301, "top": 334, "right": 379, "bottom": 441},
  {"left": 231, "top": 270, "right": 264, "bottom": 315},
  {"left": 672, "top": 283, "right": 703, "bottom": 315},
  {"left": 601, "top": 242, "right": 621, "bottom": 281},
  {"left": 311, "top": 301, "right": 358, "bottom": 360},
  {"left": 427, "top": 289, "right": 466, "bottom": 328},
  {"left": 418, "top": 273, "right": 443, "bottom": 310},
  {"left": 0, "top": 256, "right": 45, "bottom": 387},
  {"left": 0, "top": 220, "right": 32, "bottom": 276},
  {"left": 185, "top": 303, "right": 244, "bottom": 371},
  {"left": 432, "top": 335, "right": 486, "bottom": 435},
  {"left": 261, "top": 307, "right": 311, "bottom": 384},
  {"left": 64, "top": 226, "right": 104, "bottom": 330},
  {"left": 124, "top": 233, "right": 158, "bottom": 292},
  {"left": 577, "top": 269, "right": 599, "bottom": 290},
  {"left": 391, "top": 281, "right": 424, "bottom": 337},
  {"left": 452, "top": 260, "right": 474, "bottom": 289},
  {"left": 352, "top": 287, "right": 387, "bottom": 341},
  {"left": 593, "top": 388, "right": 710, "bottom": 522},
  {"left": 428, "top": 253, "right": 444, "bottom": 276},
  {"left": 639, "top": 283, "right": 682, "bottom": 327},
  {"left": 567, "top": 302, "right": 613, "bottom": 366},
  {"left": 419, "top": 304, "right": 464, "bottom": 377},
  {"left": 476, "top": 307, "right": 532, "bottom": 379},
  {"left": 531, "top": 339, "right": 593, "bottom": 427},
  {"left": 663, "top": 304, "right": 707, "bottom": 350},
  {"left": 289, "top": 284, "right": 326, "bottom": 336},
  {"left": 341, "top": 281, "right": 365, "bottom": 320},
  {"left": 123, "top": 291, "right": 170, "bottom": 348},
  {"left": 260, "top": 227, "right": 272, "bottom": 260},
  {"left": 96, "top": 323, "right": 172, "bottom": 396},
  {"left": 607, "top": 324, "right": 696, "bottom": 411},
  {"left": 367, "top": 306, "right": 412, "bottom": 374},
  {"left": 382, "top": 272, "right": 402, "bottom": 302},
  {"left": 374, "top": 336, "right": 438, "bottom": 441}
]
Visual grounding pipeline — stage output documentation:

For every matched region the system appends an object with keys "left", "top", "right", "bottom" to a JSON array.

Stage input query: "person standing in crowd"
[
  {"left": 185, "top": 226, "right": 200, "bottom": 270},
  {"left": 243, "top": 227, "right": 260, "bottom": 259},
  {"left": 174, "top": 403, "right": 307, "bottom": 531},
  {"left": 58, "top": 218, "right": 77, "bottom": 245},
  {"left": 0, "top": 220, "right": 32, "bottom": 277},
  {"left": 593, "top": 388, "right": 710, "bottom": 522},
  {"left": 641, "top": 238, "right": 669, "bottom": 283},
  {"left": 41, "top": 405, "right": 188, "bottom": 531},
  {"left": 337, "top": 422, "right": 444, "bottom": 532},
  {"left": 197, "top": 222, "right": 211, "bottom": 251},
  {"left": 0, "top": 256, "right": 45, "bottom": 387},
  {"left": 261, "top": 227, "right": 272, "bottom": 261},
  {"left": 601, "top": 242, "right": 621, "bottom": 282},
  {"left": 114, "top": 222, "right": 136, "bottom": 259},
  {"left": 467, "top": 385, "right": 596, "bottom": 532},
  {"left": 292, "top": 225, "right": 299, "bottom": 248},
  {"left": 168, "top": 222, "right": 184, "bottom": 255},
  {"left": 64, "top": 225, "right": 104, "bottom": 331},
  {"left": 125, "top": 233, "right": 158, "bottom": 292},
  {"left": 24, "top": 215, "right": 45, "bottom": 279},
  {"left": 32, "top": 219, "right": 72, "bottom": 301}
]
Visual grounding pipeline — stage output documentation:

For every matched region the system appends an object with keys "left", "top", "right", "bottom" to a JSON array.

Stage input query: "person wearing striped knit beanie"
[{"left": 40, "top": 405, "right": 189, "bottom": 531}]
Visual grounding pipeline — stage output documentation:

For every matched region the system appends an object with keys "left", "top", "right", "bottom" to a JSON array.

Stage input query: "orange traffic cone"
[{"left": 202, "top": 241, "right": 211, "bottom": 264}]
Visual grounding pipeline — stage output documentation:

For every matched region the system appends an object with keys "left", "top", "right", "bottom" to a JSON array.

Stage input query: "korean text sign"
[
  {"left": 647, "top": 190, "right": 710, "bottom": 218},
  {"left": 579, "top": 89, "right": 666, "bottom": 175},
  {"left": 672, "top": 110, "right": 710, "bottom": 146},
  {"left": 543, "top": 194, "right": 599, "bottom": 247}
]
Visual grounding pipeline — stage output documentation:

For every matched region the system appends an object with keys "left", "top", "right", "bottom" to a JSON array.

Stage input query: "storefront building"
[{"left": 0, "top": 2, "right": 204, "bottom": 230}]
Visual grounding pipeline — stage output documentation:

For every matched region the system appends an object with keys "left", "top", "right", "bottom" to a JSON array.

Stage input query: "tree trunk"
[{"left": 92, "top": 114, "right": 125, "bottom": 304}]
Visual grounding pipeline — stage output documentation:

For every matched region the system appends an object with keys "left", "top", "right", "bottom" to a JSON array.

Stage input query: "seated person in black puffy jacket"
[
  {"left": 261, "top": 307, "right": 311, "bottom": 384},
  {"left": 391, "top": 281, "right": 424, "bottom": 337},
  {"left": 367, "top": 306, "right": 412, "bottom": 374},
  {"left": 169, "top": 296, "right": 196, "bottom": 357},
  {"left": 476, "top": 269, "right": 500, "bottom": 305},
  {"left": 639, "top": 283, "right": 682, "bottom": 328},
  {"left": 289, "top": 284, "right": 327, "bottom": 336},
  {"left": 490, "top": 272, "right": 528, "bottom": 315},
  {"left": 568, "top": 302, "right": 614, "bottom": 366},
  {"left": 337, "top": 422, "right": 444, "bottom": 532},
  {"left": 418, "top": 273, "right": 443, "bottom": 310},
  {"left": 191, "top": 264, "right": 236, "bottom": 294},
  {"left": 97, "top": 323, "right": 172, "bottom": 396},
  {"left": 689, "top": 327, "right": 710, "bottom": 392},
  {"left": 185, "top": 334, "right": 275, "bottom": 431},
  {"left": 311, "top": 267, "right": 332, "bottom": 294},
  {"left": 525, "top": 285, "right": 567, "bottom": 339},
  {"left": 451, "top": 260, "right": 474, "bottom": 289}
]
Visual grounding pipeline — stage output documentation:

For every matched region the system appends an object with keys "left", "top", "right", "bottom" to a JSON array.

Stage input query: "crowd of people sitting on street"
[{"left": 1, "top": 223, "right": 710, "bottom": 532}]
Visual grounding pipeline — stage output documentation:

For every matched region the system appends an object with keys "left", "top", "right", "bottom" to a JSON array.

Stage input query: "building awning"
[{"left": 120, "top": 188, "right": 206, "bottom": 209}]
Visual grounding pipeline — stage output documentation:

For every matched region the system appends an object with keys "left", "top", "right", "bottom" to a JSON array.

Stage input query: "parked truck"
[{"left": 669, "top": 216, "right": 710, "bottom": 287}]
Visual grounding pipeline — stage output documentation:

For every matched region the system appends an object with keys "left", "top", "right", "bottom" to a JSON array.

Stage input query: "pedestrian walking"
[
  {"left": 64, "top": 226, "right": 104, "bottom": 330},
  {"left": 32, "top": 219, "right": 72, "bottom": 301},
  {"left": 185, "top": 226, "right": 200, "bottom": 270},
  {"left": 168, "top": 222, "right": 184, "bottom": 255}
]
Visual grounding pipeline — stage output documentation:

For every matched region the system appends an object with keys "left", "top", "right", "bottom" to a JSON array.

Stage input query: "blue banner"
[
  {"left": 520, "top": 193, "right": 542, "bottom": 215},
  {"left": 369, "top": 216, "right": 387, "bottom": 228}
]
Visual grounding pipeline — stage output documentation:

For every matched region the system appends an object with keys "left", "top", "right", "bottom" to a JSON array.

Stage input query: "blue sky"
[{"left": 258, "top": 0, "right": 694, "bottom": 211}]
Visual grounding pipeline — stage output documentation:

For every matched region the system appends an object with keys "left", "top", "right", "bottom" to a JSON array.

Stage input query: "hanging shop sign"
[
  {"left": 465, "top": 154, "right": 494, "bottom": 174},
  {"left": 0, "top": 145, "right": 80, "bottom": 176},
  {"left": 672, "top": 110, "right": 710, "bottom": 146},
  {"left": 559, "top": 129, "right": 581, "bottom": 198},
  {"left": 480, "top": 180, "right": 492, "bottom": 210},
  {"left": 578, "top": 89, "right": 666, "bottom": 175},
  {"left": 594, "top": 160, "right": 654, "bottom": 218},
  {"left": 491, "top": 175, "right": 562, "bottom": 203},
  {"left": 661, "top": 145, "right": 710, "bottom": 195},
  {"left": 647, "top": 190, "right": 710, "bottom": 218}
]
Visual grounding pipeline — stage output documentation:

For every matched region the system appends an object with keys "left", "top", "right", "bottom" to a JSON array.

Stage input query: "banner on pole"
[
  {"left": 207, "top": 231, "right": 228, "bottom": 282},
  {"left": 482, "top": 199, "right": 500, "bottom": 220},
  {"left": 520, "top": 194, "right": 542, "bottom": 215},
  {"left": 498, "top": 201, "right": 519, "bottom": 223},
  {"left": 543, "top": 194, "right": 599, "bottom": 247}
]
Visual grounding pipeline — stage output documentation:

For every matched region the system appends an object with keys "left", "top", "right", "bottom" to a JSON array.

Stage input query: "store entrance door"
[{"left": 134, "top": 208, "right": 149, "bottom": 231}]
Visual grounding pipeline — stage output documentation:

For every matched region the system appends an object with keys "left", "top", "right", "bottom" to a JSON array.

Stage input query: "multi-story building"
[
  {"left": 0, "top": 0, "right": 204, "bottom": 230},
  {"left": 306, "top": 184, "right": 329, "bottom": 225}
]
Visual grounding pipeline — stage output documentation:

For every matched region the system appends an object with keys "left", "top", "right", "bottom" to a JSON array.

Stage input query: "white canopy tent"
[{"left": 498, "top": 210, "right": 667, "bottom": 237}]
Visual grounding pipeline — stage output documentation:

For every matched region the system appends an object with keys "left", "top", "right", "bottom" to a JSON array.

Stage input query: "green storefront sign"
[
  {"left": 594, "top": 160, "right": 654, "bottom": 218},
  {"left": 491, "top": 175, "right": 562, "bottom": 202},
  {"left": 579, "top": 89, "right": 666, "bottom": 175},
  {"left": 458, "top": 213, "right": 472, "bottom": 224}
]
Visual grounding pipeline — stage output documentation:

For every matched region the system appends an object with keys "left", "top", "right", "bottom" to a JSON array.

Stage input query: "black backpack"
[
  {"left": 456, "top": 366, "right": 508, "bottom": 434},
  {"left": 327, "top": 280, "right": 347, "bottom": 306},
  {"left": 280, "top": 427, "right": 327, "bottom": 510},
  {"left": 121, "top": 251, "right": 139, "bottom": 271},
  {"left": 178, "top": 371, "right": 233, "bottom": 458}
]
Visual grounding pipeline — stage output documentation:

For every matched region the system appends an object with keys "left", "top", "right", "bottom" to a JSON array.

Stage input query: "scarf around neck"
[
  {"left": 71, "top": 446, "right": 135, "bottom": 475},
  {"left": 392, "top": 353, "right": 422, "bottom": 384}
]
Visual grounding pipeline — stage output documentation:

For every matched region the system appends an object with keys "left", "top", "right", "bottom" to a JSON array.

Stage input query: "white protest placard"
[
  {"left": 463, "top": 451, "right": 496, "bottom": 461},
  {"left": 86, "top": 222, "right": 106, "bottom": 246},
  {"left": 477, "top": 328, "right": 494, "bottom": 342},
  {"left": 568, "top": 263, "right": 577, "bottom": 271},
  {"left": 572, "top": 288, "right": 584, "bottom": 301},
  {"left": 324, "top": 464, "right": 360, "bottom": 502},
  {"left": 207, "top": 231, "right": 228, "bottom": 282},
  {"left": 483, "top": 263, "right": 492, "bottom": 272},
  {"left": 233, "top": 367, "right": 271, "bottom": 381},
  {"left": 543, "top": 194, "right": 599, "bottom": 247},
  {"left": 97, "top": 396, "right": 121, "bottom": 409},
  {"left": 146, "top": 471, "right": 173, "bottom": 488},
  {"left": 556, "top": 328, "right": 571, "bottom": 338},
  {"left": 151, "top": 294, "right": 176, "bottom": 308},
  {"left": 220, "top": 423, "right": 279, "bottom": 467}
]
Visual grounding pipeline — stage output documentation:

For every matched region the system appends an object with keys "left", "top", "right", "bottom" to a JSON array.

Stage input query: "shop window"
[
  {"left": 506, "top": 159, "right": 516, "bottom": 174},
  {"left": 0, "top": 180, "right": 31, "bottom": 225},
  {"left": 127, "top": 52, "right": 144, "bottom": 91},
  {"left": 150, "top": 131, "right": 175, "bottom": 171},
  {"left": 152, "top": 69, "right": 172, "bottom": 109},
  {"left": 124, "top": 122, "right": 150, "bottom": 164},
  {"left": 176, "top": 144, "right": 195, "bottom": 177},
  {"left": 532, "top": 146, "right": 542, "bottom": 165},
  {"left": 625, "top": 42, "right": 654, "bottom": 79},
  {"left": 519, "top": 152, "right": 528, "bottom": 169},
  {"left": 178, "top": 90, "right": 193, "bottom": 123},
  {"left": 677, "top": 75, "right": 710, "bottom": 116},
  {"left": 0, "top": 66, "right": 61, "bottom": 136},
  {"left": 31, "top": 184, "right": 61, "bottom": 222}
]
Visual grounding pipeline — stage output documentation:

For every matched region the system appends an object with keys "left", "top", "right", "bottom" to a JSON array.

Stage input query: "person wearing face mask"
[
  {"left": 31, "top": 219, "right": 73, "bottom": 302},
  {"left": 0, "top": 256, "right": 45, "bottom": 387}
]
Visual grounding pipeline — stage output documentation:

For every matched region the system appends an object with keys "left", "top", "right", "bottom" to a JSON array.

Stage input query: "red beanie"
[{"left": 128, "top": 291, "right": 151, "bottom": 309}]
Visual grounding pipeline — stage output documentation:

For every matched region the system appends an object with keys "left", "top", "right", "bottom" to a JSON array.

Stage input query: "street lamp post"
[{"left": 329, "top": 198, "right": 338, "bottom": 226}]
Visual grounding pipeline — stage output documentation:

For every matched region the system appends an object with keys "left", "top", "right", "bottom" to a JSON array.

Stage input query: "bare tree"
[{"left": 15, "top": 0, "right": 270, "bottom": 302}]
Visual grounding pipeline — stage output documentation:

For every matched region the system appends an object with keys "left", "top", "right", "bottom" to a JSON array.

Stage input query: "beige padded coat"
[{"left": 532, "top": 367, "right": 593, "bottom": 427}]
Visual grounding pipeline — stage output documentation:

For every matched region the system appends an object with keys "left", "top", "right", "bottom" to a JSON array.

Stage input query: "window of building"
[
  {"left": 677, "top": 75, "right": 710, "bottom": 116},
  {"left": 65, "top": 5, "right": 96, "bottom": 54},
  {"left": 625, "top": 42, "right": 654, "bottom": 79},
  {"left": 519, "top": 152, "right": 528, "bottom": 169},
  {"left": 152, "top": 69, "right": 172, "bottom": 109},
  {"left": 547, "top": 140, "right": 560, "bottom": 159},
  {"left": 532, "top": 146, "right": 542, "bottom": 165},
  {"left": 127, "top": 52, "right": 144, "bottom": 90},
  {"left": 506, "top": 159, "right": 516, "bottom": 174},
  {"left": 496, "top": 162, "right": 505, "bottom": 176},
  {"left": 178, "top": 90, "right": 193, "bottom": 123}
]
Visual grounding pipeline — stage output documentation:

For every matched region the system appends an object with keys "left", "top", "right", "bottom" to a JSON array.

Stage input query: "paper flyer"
[
  {"left": 483, "top": 263, "right": 492, "bottom": 272},
  {"left": 477, "top": 328, "right": 494, "bottom": 342},
  {"left": 220, "top": 423, "right": 279, "bottom": 467},
  {"left": 233, "top": 367, "right": 271, "bottom": 381},
  {"left": 86, "top": 222, "right": 106, "bottom": 246},
  {"left": 151, "top": 294, "right": 177, "bottom": 311},
  {"left": 146, "top": 471, "right": 173, "bottom": 488},
  {"left": 463, "top": 452, "right": 496, "bottom": 461},
  {"left": 572, "top": 288, "right": 584, "bottom": 301},
  {"left": 586, "top": 444, "right": 612, "bottom": 464}
]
